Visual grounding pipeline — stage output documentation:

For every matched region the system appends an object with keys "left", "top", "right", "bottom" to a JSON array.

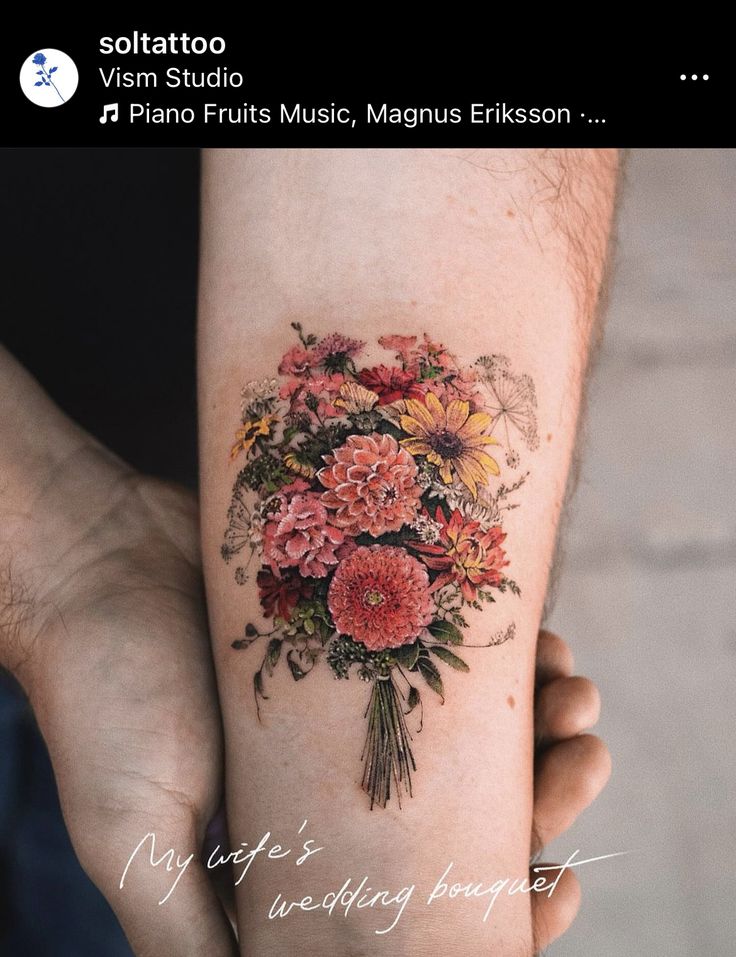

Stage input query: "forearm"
[{"left": 198, "top": 149, "right": 618, "bottom": 955}]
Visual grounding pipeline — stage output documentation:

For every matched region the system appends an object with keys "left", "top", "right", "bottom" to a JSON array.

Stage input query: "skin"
[
  {"left": 0, "top": 346, "right": 610, "bottom": 955},
  {"left": 198, "top": 149, "right": 619, "bottom": 955}
]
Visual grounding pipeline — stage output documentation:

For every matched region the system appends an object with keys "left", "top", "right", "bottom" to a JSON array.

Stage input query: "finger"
[
  {"left": 78, "top": 814, "right": 238, "bottom": 957},
  {"left": 531, "top": 862, "right": 581, "bottom": 950},
  {"left": 535, "top": 629, "right": 575, "bottom": 688},
  {"left": 535, "top": 675, "right": 601, "bottom": 742},
  {"left": 532, "top": 734, "right": 612, "bottom": 853}
]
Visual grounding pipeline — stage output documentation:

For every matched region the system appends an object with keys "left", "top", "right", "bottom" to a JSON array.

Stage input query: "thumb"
[{"left": 530, "top": 860, "right": 581, "bottom": 951}]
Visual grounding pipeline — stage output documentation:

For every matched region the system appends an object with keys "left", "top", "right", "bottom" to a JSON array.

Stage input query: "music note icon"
[{"left": 99, "top": 103, "right": 119, "bottom": 124}]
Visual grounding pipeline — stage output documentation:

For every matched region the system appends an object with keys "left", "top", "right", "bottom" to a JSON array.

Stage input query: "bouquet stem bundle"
[{"left": 362, "top": 674, "right": 416, "bottom": 809}]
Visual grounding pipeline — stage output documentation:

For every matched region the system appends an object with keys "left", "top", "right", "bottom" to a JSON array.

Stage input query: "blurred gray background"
[{"left": 547, "top": 149, "right": 736, "bottom": 954}]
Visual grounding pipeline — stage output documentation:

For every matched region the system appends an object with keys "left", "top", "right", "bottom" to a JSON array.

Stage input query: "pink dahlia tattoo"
[
  {"left": 222, "top": 322, "right": 538, "bottom": 808},
  {"left": 327, "top": 545, "right": 433, "bottom": 651},
  {"left": 318, "top": 433, "right": 422, "bottom": 536}
]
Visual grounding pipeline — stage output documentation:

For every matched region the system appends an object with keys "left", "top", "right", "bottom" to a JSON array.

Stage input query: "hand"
[
  {"left": 0, "top": 351, "right": 607, "bottom": 956},
  {"left": 0, "top": 347, "right": 238, "bottom": 956},
  {"left": 531, "top": 629, "right": 611, "bottom": 949}
]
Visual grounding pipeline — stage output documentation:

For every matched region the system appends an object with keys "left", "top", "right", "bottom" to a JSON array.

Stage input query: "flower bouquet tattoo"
[{"left": 222, "top": 323, "right": 538, "bottom": 808}]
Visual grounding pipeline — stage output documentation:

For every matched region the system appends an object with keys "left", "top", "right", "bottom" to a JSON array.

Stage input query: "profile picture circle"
[{"left": 20, "top": 49, "right": 78, "bottom": 107}]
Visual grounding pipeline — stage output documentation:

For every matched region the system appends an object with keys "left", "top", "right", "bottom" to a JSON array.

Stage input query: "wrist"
[
  {"left": 0, "top": 440, "right": 99, "bottom": 693},
  {"left": 0, "top": 349, "right": 122, "bottom": 691},
  {"left": 0, "top": 346, "right": 88, "bottom": 501}
]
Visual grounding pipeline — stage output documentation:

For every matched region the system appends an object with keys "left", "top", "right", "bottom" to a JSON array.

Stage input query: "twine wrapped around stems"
[{"left": 361, "top": 673, "right": 416, "bottom": 809}]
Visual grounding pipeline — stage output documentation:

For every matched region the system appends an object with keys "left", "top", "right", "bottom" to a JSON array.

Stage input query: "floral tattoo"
[{"left": 221, "top": 324, "right": 538, "bottom": 808}]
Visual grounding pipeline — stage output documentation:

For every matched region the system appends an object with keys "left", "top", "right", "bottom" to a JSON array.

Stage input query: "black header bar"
[{"left": 2, "top": 29, "right": 725, "bottom": 146}]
